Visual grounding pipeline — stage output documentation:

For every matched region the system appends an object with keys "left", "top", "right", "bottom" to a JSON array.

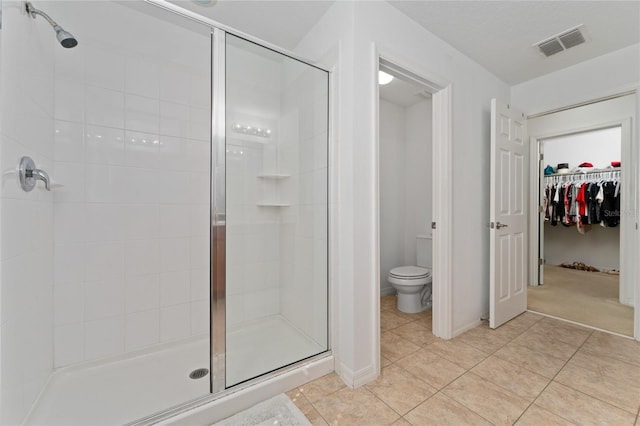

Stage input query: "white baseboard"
[
  {"left": 452, "top": 318, "right": 482, "bottom": 338},
  {"left": 337, "top": 362, "right": 378, "bottom": 389}
]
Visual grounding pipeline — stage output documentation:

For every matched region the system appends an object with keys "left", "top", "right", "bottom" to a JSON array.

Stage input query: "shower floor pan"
[{"left": 25, "top": 316, "right": 323, "bottom": 425}]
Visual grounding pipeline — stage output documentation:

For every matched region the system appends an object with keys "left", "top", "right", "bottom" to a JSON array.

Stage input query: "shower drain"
[{"left": 189, "top": 368, "right": 209, "bottom": 379}]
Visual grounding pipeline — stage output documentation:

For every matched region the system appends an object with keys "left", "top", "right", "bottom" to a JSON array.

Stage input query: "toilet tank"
[{"left": 416, "top": 234, "right": 432, "bottom": 268}]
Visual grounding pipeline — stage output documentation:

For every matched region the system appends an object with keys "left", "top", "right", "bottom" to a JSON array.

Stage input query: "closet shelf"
[{"left": 545, "top": 168, "right": 620, "bottom": 178}]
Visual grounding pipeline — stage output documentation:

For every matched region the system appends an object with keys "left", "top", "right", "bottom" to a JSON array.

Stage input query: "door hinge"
[
  {"left": 431, "top": 222, "right": 436, "bottom": 230},
  {"left": 538, "top": 258, "right": 543, "bottom": 266},
  {"left": 538, "top": 206, "right": 544, "bottom": 213},
  {"left": 539, "top": 153, "right": 544, "bottom": 161}
]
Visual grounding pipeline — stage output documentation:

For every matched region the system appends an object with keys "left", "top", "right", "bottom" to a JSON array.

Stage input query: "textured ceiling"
[{"left": 387, "top": 1, "right": 640, "bottom": 84}]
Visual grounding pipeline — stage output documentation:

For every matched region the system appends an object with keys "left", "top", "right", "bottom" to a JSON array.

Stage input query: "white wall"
[
  {"left": 379, "top": 99, "right": 406, "bottom": 295},
  {"left": 543, "top": 128, "right": 622, "bottom": 270},
  {"left": 512, "top": 44, "right": 640, "bottom": 115},
  {"left": 294, "top": 1, "right": 510, "bottom": 386},
  {"left": 0, "top": 1, "right": 55, "bottom": 423},
  {"left": 544, "top": 127, "right": 622, "bottom": 170},
  {"left": 379, "top": 98, "right": 432, "bottom": 295},
  {"left": 404, "top": 100, "right": 432, "bottom": 266}
]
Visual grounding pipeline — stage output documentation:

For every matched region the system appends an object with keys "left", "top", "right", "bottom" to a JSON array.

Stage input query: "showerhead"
[
  {"left": 53, "top": 25, "right": 78, "bottom": 49},
  {"left": 25, "top": 2, "right": 78, "bottom": 49}
]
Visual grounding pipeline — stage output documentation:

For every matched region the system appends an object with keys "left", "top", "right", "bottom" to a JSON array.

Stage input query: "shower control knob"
[{"left": 18, "top": 156, "right": 51, "bottom": 192}]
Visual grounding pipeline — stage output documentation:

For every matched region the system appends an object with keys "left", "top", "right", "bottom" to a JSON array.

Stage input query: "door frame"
[
  {"left": 526, "top": 93, "right": 638, "bottom": 340},
  {"left": 373, "top": 48, "right": 454, "bottom": 350}
]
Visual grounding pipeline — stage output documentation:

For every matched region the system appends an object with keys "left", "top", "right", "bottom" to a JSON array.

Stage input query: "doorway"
[
  {"left": 376, "top": 60, "right": 437, "bottom": 361},
  {"left": 529, "top": 127, "right": 633, "bottom": 336},
  {"left": 526, "top": 93, "right": 637, "bottom": 339}
]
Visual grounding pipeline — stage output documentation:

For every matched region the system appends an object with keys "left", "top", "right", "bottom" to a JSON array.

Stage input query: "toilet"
[{"left": 388, "top": 235, "right": 432, "bottom": 313}]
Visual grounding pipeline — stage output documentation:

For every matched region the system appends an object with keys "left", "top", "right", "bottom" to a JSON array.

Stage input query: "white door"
[{"left": 490, "top": 99, "right": 528, "bottom": 328}]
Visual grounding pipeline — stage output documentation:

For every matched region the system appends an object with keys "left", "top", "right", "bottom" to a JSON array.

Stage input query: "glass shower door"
[{"left": 222, "top": 34, "right": 329, "bottom": 387}]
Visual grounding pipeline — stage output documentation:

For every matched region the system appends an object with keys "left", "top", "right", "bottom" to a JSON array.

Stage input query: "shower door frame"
[{"left": 126, "top": 2, "right": 334, "bottom": 424}]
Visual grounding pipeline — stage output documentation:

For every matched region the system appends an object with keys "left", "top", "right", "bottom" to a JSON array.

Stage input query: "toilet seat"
[{"left": 389, "top": 266, "right": 431, "bottom": 280}]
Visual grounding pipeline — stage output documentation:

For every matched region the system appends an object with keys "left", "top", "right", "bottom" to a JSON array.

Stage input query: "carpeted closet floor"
[{"left": 527, "top": 265, "right": 634, "bottom": 336}]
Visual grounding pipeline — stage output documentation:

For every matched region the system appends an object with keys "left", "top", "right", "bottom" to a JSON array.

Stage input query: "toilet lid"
[{"left": 389, "top": 266, "right": 431, "bottom": 279}]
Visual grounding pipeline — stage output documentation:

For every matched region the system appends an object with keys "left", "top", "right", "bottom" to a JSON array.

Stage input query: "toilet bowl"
[
  {"left": 388, "top": 266, "right": 432, "bottom": 313},
  {"left": 388, "top": 234, "right": 433, "bottom": 313}
]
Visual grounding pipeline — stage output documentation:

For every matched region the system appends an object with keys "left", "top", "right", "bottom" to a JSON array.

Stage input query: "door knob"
[{"left": 496, "top": 222, "right": 508, "bottom": 229}]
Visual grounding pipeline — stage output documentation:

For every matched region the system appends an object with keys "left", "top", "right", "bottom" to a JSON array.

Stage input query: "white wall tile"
[
  {"left": 190, "top": 268, "right": 209, "bottom": 302},
  {"left": 125, "top": 274, "right": 160, "bottom": 314},
  {"left": 125, "top": 94, "right": 159, "bottom": 134},
  {"left": 190, "top": 300, "right": 209, "bottom": 336},
  {"left": 159, "top": 237, "right": 189, "bottom": 272},
  {"left": 244, "top": 289, "right": 279, "bottom": 322},
  {"left": 159, "top": 204, "right": 191, "bottom": 238},
  {"left": 85, "top": 278, "right": 125, "bottom": 321},
  {"left": 55, "top": 79, "right": 84, "bottom": 122},
  {"left": 85, "top": 241, "right": 125, "bottom": 282},
  {"left": 189, "top": 106, "right": 210, "bottom": 141},
  {"left": 54, "top": 243, "right": 85, "bottom": 284},
  {"left": 158, "top": 135, "right": 189, "bottom": 171},
  {"left": 160, "top": 304, "right": 189, "bottom": 342},
  {"left": 85, "top": 316, "right": 125, "bottom": 360},
  {"left": 160, "top": 65, "right": 190, "bottom": 105},
  {"left": 85, "top": 86, "right": 125, "bottom": 129},
  {"left": 54, "top": 120, "right": 84, "bottom": 162},
  {"left": 189, "top": 236, "right": 209, "bottom": 271},
  {"left": 54, "top": 281, "right": 84, "bottom": 325},
  {"left": 125, "top": 310, "right": 159, "bottom": 351},
  {"left": 159, "top": 270, "right": 190, "bottom": 307},
  {"left": 160, "top": 101, "right": 189, "bottom": 137},
  {"left": 85, "top": 48, "right": 125, "bottom": 92},
  {"left": 124, "top": 130, "right": 159, "bottom": 169},
  {"left": 125, "top": 55, "right": 160, "bottom": 99},
  {"left": 53, "top": 161, "right": 85, "bottom": 203},
  {"left": 125, "top": 240, "right": 160, "bottom": 277},
  {"left": 84, "top": 203, "right": 127, "bottom": 242},
  {"left": 85, "top": 125, "right": 125, "bottom": 165},
  {"left": 54, "top": 203, "right": 86, "bottom": 244},
  {"left": 225, "top": 294, "right": 243, "bottom": 327},
  {"left": 54, "top": 323, "right": 85, "bottom": 367},
  {"left": 125, "top": 204, "right": 159, "bottom": 240}
]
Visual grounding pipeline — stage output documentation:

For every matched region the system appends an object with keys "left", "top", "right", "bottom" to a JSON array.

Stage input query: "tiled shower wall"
[
  {"left": 0, "top": 1, "right": 55, "bottom": 423},
  {"left": 48, "top": 2, "right": 211, "bottom": 367}
]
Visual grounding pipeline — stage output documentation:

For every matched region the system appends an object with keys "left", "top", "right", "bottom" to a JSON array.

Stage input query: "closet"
[{"left": 529, "top": 126, "right": 634, "bottom": 336}]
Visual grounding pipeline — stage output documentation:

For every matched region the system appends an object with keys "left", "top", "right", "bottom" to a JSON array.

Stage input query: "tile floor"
[{"left": 287, "top": 295, "right": 640, "bottom": 425}]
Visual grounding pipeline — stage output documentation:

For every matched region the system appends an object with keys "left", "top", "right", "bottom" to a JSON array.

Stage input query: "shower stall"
[{"left": 0, "top": 1, "right": 329, "bottom": 424}]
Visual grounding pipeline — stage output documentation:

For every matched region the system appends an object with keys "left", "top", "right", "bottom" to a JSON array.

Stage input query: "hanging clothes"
[{"left": 543, "top": 169, "right": 620, "bottom": 233}]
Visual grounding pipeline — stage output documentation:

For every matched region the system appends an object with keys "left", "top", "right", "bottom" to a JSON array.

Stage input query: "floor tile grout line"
[{"left": 511, "top": 328, "right": 595, "bottom": 425}]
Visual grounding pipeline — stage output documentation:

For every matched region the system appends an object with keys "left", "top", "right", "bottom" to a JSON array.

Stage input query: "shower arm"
[{"left": 25, "top": 2, "right": 60, "bottom": 29}]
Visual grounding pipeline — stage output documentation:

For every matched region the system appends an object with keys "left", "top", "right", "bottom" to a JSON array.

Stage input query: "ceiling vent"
[{"left": 535, "top": 25, "right": 587, "bottom": 57}]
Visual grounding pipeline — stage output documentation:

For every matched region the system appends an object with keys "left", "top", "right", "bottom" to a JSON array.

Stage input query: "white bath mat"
[{"left": 214, "top": 394, "right": 311, "bottom": 426}]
